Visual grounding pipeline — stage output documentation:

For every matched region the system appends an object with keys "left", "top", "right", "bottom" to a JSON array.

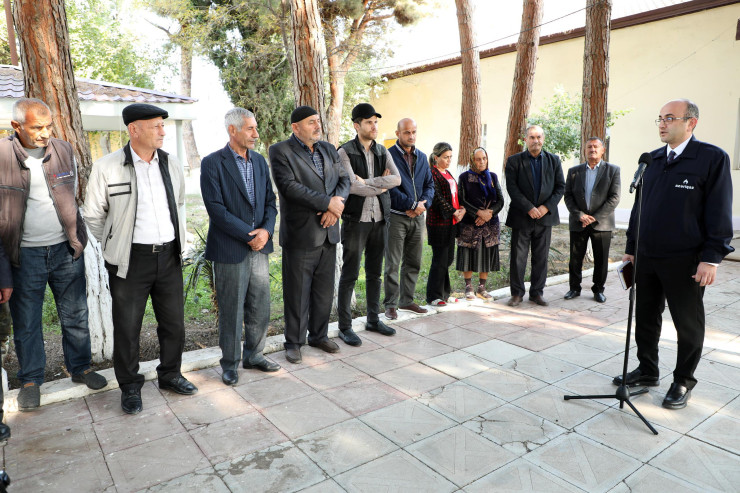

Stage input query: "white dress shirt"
[{"left": 130, "top": 148, "right": 175, "bottom": 244}]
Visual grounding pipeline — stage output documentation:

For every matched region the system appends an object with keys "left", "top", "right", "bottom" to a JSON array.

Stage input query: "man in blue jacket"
[
  {"left": 201, "top": 108, "right": 280, "bottom": 386},
  {"left": 384, "top": 118, "right": 435, "bottom": 320},
  {"left": 615, "top": 99, "right": 734, "bottom": 410}
]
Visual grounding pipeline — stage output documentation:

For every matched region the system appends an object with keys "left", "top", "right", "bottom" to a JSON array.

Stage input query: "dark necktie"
[{"left": 667, "top": 150, "right": 676, "bottom": 163}]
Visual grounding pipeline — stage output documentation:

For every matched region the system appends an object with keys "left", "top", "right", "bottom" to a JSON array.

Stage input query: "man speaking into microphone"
[{"left": 614, "top": 99, "right": 734, "bottom": 410}]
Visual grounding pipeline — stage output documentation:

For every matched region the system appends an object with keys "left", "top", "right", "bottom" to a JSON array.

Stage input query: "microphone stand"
[{"left": 563, "top": 168, "right": 658, "bottom": 435}]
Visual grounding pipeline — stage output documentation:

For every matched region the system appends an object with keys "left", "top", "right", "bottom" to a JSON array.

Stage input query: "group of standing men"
[{"left": 0, "top": 96, "right": 732, "bottom": 421}]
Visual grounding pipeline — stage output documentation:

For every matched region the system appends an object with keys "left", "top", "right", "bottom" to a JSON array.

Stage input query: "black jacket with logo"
[{"left": 626, "top": 136, "right": 734, "bottom": 263}]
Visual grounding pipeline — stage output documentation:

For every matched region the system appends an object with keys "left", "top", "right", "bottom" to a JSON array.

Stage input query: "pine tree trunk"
[
  {"left": 502, "top": 0, "right": 543, "bottom": 171},
  {"left": 325, "top": 51, "right": 345, "bottom": 148},
  {"left": 13, "top": 0, "right": 92, "bottom": 202},
  {"left": 180, "top": 43, "right": 201, "bottom": 169},
  {"left": 13, "top": 0, "right": 113, "bottom": 362},
  {"left": 580, "top": 0, "right": 612, "bottom": 162},
  {"left": 289, "top": 0, "right": 327, "bottom": 129},
  {"left": 455, "top": 0, "right": 482, "bottom": 166}
]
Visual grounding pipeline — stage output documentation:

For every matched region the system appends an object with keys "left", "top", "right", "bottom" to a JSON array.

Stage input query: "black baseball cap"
[{"left": 351, "top": 103, "right": 381, "bottom": 121}]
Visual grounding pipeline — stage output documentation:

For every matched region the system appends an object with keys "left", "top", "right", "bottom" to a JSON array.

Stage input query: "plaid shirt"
[
  {"left": 228, "top": 145, "right": 255, "bottom": 227},
  {"left": 292, "top": 134, "right": 324, "bottom": 179}
]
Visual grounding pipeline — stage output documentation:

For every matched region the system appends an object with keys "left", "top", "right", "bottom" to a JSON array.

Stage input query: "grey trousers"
[
  {"left": 214, "top": 250, "right": 271, "bottom": 372},
  {"left": 384, "top": 214, "right": 424, "bottom": 309}
]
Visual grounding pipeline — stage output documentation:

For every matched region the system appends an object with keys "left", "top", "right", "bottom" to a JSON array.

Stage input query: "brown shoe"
[
  {"left": 385, "top": 307, "right": 398, "bottom": 320},
  {"left": 308, "top": 339, "right": 340, "bottom": 353},
  {"left": 507, "top": 295, "right": 523, "bottom": 307},
  {"left": 398, "top": 303, "right": 428, "bottom": 314},
  {"left": 530, "top": 295, "right": 549, "bottom": 306}
]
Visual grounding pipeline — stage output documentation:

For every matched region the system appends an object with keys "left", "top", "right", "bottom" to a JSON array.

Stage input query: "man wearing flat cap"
[
  {"left": 335, "top": 103, "right": 400, "bottom": 347},
  {"left": 0, "top": 97, "right": 106, "bottom": 412},
  {"left": 269, "top": 106, "right": 350, "bottom": 364},
  {"left": 85, "top": 103, "right": 197, "bottom": 414}
]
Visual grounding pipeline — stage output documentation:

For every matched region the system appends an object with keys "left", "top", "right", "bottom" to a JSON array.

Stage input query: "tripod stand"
[{"left": 563, "top": 161, "right": 658, "bottom": 435}]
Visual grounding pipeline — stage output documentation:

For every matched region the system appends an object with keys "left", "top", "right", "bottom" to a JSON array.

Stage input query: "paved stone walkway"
[{"left": 3, "top": 262, "right": 740, "bottom": 492}]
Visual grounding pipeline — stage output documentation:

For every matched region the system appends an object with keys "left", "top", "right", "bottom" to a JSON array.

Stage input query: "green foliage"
[
  {"left": 528, "top": 87, "right": 631, "bottom": 160},
  {"left": 66, "top": 0, "right": 173, "bottom": 88}
]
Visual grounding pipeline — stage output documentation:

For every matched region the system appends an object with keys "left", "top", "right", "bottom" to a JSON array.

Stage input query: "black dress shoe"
[
  {"left": 530, "top": 295, "right": 549, "bottom": 306},
  {"left": 222, "top": 370, "right": 239, "bottom": 386},
  {"left": 338, "top": 328, "right": 363, "bottom": 346},
  {"left": 663, "top": 382, "right": 691, "bottom": 409},
  {"left": 594, "top": 293, "right": 607, "bottom": 303},
  {"left": 285, "top": 348, "right": 302, "bottom": 364},
  {"left": 308, "top": 339, "right": 340, "bottom": 353},
  {"left": 507, "top": 295, "right": 523, "bottom": 307},
  {"left": 366, "top": 320, "right": 396, "bottom": 336},
  {"left": 564, "top": 290, "right": 580, "bottom": 300},
  {"left": 243, "top": 359, "right": 281, "bottom": 372},
  {"left": 612, "top": 368, "right": 660, "bottom": 387},
  {"left": 0, "top": 422, "right": 10, "bottom": 440},
  {"left": 159, "top": 375, "right": 198, "bottom": 395},
  {"left": 121, "top": 388, "right": 143, "bottom": 414}
]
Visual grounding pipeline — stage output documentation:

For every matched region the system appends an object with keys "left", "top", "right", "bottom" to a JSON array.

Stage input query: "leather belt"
[{"left": 132, "top": 240, "right": 175, "bottom": 253}]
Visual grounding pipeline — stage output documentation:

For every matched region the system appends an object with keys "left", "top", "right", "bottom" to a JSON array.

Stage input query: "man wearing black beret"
[
  {"left": 85, "top": 103, "right": 197, "bottom": 414},
  {"left": 269, "top": 106, "right": 350, "bottom": 364}
]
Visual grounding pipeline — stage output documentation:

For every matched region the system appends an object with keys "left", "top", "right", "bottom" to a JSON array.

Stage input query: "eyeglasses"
[{"left": 655, "top": 116, "right": 691, "bottom": 126}]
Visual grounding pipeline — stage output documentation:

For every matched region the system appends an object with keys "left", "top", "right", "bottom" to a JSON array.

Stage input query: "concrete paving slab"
[
  {"left": 464, "top": 457, "right": 584, "bottom": 493},
  {"left": 260, "top": 393, "right": 351, "bottom": 439},
  {"left": 417, "top": 381, "right": 504, "bottom": 422},
  {"left": 422, "top": 350, "right": 493, "bottom": 379},
  {"left": 463, "top": 367, "right": 546, "bottom": 402},
  {"left": 321, "top": 376, "right": 409, "bottom": 416},
  {"left": 359, "top": 399, "right": 455, "bottom": 447},
  {"left": 374, "top": 362, "right": 456, "bottom": 397},
  {"left": 464, "top": 403, "right": 567, "bottom": 456},
  {"left": 341, "top": 347, "right": 415, "bottom": 375}
]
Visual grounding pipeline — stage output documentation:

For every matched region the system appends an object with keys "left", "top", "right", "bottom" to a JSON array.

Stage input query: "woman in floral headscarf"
[{"left": 457, "top": 147, "right": 504, "bottom": 300}]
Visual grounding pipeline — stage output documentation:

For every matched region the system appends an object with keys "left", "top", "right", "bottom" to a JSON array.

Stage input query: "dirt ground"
[{"left": 4, "top": 225, "right": 627, "bottom": 387}]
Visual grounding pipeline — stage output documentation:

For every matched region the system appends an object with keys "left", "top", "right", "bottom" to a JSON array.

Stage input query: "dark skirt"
[{"left": 456, "top": 243, "right": 499, "bottom": 273}]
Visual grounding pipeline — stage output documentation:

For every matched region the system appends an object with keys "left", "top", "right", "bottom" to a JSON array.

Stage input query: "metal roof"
[{"left": 0, "top": 65, "right": 196, "bottom": 104}]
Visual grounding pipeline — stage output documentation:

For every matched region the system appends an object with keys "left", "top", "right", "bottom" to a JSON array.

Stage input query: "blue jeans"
[
  {"left": 9, "top": 241, "right": 91, "bottom": 385},
  {"left": 214, "top": 250, "right": 271, "bottom": 371}
]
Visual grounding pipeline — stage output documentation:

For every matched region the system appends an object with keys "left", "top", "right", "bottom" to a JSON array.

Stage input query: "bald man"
[{"left": 383, "top": 118, "right": 435, "bottom": 320}]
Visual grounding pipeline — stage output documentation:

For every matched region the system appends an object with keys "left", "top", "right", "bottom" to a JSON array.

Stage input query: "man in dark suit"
[
  {"left": 505, "top": 125, "right": 565, "bottom": 307},
  {"left": 269, "top": 106, "right": 350, "bottom": 364},
  {"left": 615, "top": 99, "right": 734, "bottom": 409},
  {"left": 201, "top": 108, "right": 280, "bottom": 386},
  {"left": 563, "top": 137, "right": 621, "bottom": 303}
]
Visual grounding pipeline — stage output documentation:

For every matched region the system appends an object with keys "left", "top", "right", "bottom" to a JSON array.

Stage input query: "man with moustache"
[
  {"left": 0, "top": 98, "right": 106, "bottom": 412},
  {"left": 614, "top": 99, "right": 733, "bottom": 409},
  {"left": 269, "top": 106, "right": 350, "bottom": 364},
  {"left": 505, "top": 125, "right": 565, "bottom": 307},
  {"left": 201, "top": 108, "right": 280, "bottom": 386},
  {"left": 85, "top": 103, "right": 196, "bottom": 414},
  {"left": 383, "top": 118, "right": 435, "bottom": 320},
  {"left": 563, "top": 137, "right": 621, "bottom": 303},
  {"left": 336, "top": 103, "right": 401, "bottom": 346}
]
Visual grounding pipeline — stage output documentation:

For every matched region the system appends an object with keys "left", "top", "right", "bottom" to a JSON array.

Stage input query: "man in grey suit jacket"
[
  {"left": 269, "top": 106, "right": 350, "bottom": 364},
  {"left": 505, "top": 125, "right": 565, "bottom": 307},
  {"left": 563, "top": 137, "right": 621, "bottom": 303},
  {"left": 201, "top": 108, "right": 280, "bottom": 387}
]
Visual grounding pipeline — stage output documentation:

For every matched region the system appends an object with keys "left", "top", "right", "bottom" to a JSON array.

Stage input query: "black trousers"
[
  {"left": 108, "top": 244, "right": 185, "bottom": 392},
  {"left": 509, "top": 223, "right": 552, "bottom": 297},
  {"left": 338, "top": 220, "right": 386, "bottom": 330},
  {"left": 635, "top": 254, "right": 705, "bottom": 389},
  {"left": 282, "top": 241, "right": 336, "bottom": 349},
  {"left": 568, "top": 227, "right": 612, "bottom": 293},
  {"left": 426, "top": 236, "right": 455, "bottom": 303}
]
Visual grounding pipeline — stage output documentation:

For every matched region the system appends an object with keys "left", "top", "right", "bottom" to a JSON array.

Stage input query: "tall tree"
[
  {"left": 206, "top": 1, "right": 294, "bottom": 150},
  {"left": 502, "top": 0, "right": 543, "bottom": 170},
  {"left": 290, "top": 0, "right": 327, "bottom": 127},
  {"left": 13, "top": 0, "right": 92, "bottom": 198},
  {"left": 13, "top": 0, "right": 113, "bottom": 361},
  {"left": 455, "top": 0, "right": 482, "bottom": 166},
  {"left": 580, "top": 0, "right": 612, "bottom": 162},
  {"left": 321, "top": 0, "right": 424, "bottom": 146},
  {"left": 144, "top": 0, "right": 212, "bottom": 169}
]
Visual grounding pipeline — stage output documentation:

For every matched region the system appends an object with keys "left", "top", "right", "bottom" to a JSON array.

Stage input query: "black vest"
[{"left": 340, "top": 136, "right": 390, "bottom": 222}]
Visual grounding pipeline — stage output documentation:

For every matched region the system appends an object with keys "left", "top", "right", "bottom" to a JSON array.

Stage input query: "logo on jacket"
[{"left": 675, "top": 178, "right": 694, "bottom": 190}]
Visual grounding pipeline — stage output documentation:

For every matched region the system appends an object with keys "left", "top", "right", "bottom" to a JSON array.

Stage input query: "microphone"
[{"left": 630, "top": 153, "right": 652, "bottom": 193}]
